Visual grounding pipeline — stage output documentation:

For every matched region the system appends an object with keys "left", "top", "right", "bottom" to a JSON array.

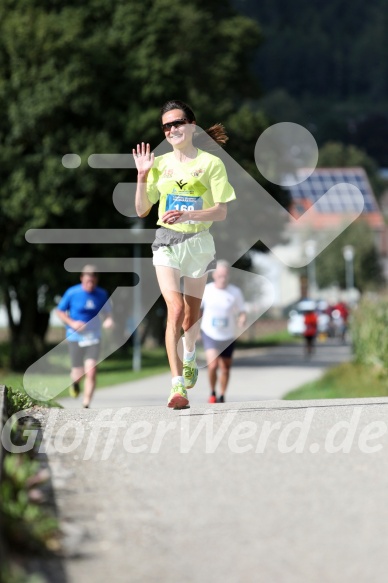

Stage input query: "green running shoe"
[
  {"left": 183, "top": 356, "right": 198, "bottom": 389},
  {"left": 69, "top": 381, "right": 80, "bottom": 398},
  {"left": 167, "top": 382, "right": 190, "bottom": 409}
]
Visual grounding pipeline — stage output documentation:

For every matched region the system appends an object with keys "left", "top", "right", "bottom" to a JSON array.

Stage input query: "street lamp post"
[
  {"left": 305, "top": 239, "right": 317, "bottom": 298},
  {"left": 132, "top": 221, "right": 143, "bottom": 372},
  {"left": 342, "top": 245, "right": 355, "bottom": 296}
]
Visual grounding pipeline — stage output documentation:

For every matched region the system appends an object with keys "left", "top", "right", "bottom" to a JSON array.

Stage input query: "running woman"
[{"left": 133, "top": 100, "right": 235, "bottom": 409}]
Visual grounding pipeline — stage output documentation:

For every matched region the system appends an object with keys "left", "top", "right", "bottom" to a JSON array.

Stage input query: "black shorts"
[
  {"left": 68, "top": 341, "right": 101, "bottom": 368},
  {"left": 201, "top": 331, "right": 236, "bottom": 358}
]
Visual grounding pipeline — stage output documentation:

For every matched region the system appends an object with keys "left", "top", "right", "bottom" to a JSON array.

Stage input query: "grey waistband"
[{"left": 151, "top": 227, "right": 209, "bottom": 251}]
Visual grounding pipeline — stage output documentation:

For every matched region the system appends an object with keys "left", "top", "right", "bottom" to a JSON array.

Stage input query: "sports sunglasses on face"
[{"left": 161, "top": 118, "right": 189, "bottom": 132}]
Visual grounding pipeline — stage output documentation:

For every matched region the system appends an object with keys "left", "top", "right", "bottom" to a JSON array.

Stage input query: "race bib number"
[
  {"left": 166, "top": 194, "right": 203, "bottom": 212},
  {"left": 78, "top": 332, "right": 100, "bottom": 347},
  {"left": 212, "top": 317, "right": 229, "bottom": 329}
]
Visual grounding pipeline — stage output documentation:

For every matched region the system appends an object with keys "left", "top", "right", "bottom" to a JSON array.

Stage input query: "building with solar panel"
[
  {"left": 287, "top": 168, "right": 385, "bottom": 246},
  {"left": 253, "top": 167, "right": 387, "bottom": 309}
]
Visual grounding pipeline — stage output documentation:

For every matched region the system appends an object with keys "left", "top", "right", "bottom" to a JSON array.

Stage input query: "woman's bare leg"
[
  {"left": 182, "top": 274, "right": 208, "bottom": 351},
  {"left": 155, "top": 265, "right": 185, "bottom": 377}
]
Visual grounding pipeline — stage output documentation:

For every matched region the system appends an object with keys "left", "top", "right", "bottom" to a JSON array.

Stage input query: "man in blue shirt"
[{"left": 56, "top": 265, "right": 113, "bottom": 407}]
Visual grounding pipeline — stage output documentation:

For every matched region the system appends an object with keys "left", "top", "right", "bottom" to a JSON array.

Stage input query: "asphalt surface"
[
  {"left": 58, "top": 339, "right": 351, "bottom": 409},
  {"left": 32, "top": 340, "right": 388, "bottom": 583}
]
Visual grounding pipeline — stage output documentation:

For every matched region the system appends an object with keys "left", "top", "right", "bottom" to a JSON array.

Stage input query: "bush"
[
  {"left": 351, "top": 295, "right": 388, "bottom": 376},
  {"left": 6, "top": 387, "right": 36, "bottom": 417},
  {"left": 5, "top": 386, "right": 61, "bottom": 417},
  {"left": 1, "top": 454, "right": 59, "bottom": 553},
  {"left": 1, "top": 388, "right": 60, "bottom": 582}
]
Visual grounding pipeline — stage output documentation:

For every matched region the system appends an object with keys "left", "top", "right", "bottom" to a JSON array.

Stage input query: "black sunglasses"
[{"left": 161, "top": 118, "right": 188, "bottom": 132}]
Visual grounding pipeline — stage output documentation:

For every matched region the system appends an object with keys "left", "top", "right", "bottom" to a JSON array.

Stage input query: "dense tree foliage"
[
  {"left": 233, "top": 0, "right": 388, "bottom": 164},
  {"left": 0, "top": 0, "right": 273, "bottom": 369},
  {"left": 234, "top": 0, "right": 388, "bottom": 101},
  {"left": 2, "top": 0, "right": 385, "bottom": 370}
]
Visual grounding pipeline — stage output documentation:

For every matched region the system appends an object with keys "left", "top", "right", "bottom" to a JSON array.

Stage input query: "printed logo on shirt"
[
  {"left": 85, "top": 299, "right": 96, "bottom": 309},
  {"left": 175, "top": 180, "right": 188, "bottom": 190},
  {"left": 162, "top": 169, "right": 174, "bottom": 178},
  {"left": 191, "top": 168, "right": 204, "bottom": 177}
]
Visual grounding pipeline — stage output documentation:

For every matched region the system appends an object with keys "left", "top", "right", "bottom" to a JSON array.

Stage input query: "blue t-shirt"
[{"left": 57, "top": 284, "right": 112, "bottom": 343}]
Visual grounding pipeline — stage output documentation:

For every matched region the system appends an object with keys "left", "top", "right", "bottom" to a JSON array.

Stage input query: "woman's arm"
[
  {"left": 133, "top": 142, "right": 155, "bottom": 218},
  {"left": 162, "top": 202, "right": 227, "bottom": 225},
  {"left": 135, "top": 172, "right": 153, "bottom": 217}
]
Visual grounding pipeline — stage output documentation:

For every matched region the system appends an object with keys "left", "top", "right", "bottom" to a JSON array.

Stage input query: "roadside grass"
[
  {"left": 0, "top": 330, "right": 295, "bottom": 394},
  {"left": 83, "top": 346, "right": 169, "bottom": 391},
  {"left": 0, "top": 345, "right": 169, "bottom": 394},
  {"left": 284, "top": 362, "right": 388, "bottom": 400},
  {"left": 236, "top": 329, "right": 300, "bottom": 348}
]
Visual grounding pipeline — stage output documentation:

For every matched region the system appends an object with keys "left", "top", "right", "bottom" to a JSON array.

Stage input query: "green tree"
[
  {"left": 233, "top": 0, "right": 388, "bottom": 164},
  {"left": 314, "top": 220, "right": 384, "bottom": 292},
  {"left": 0, "top": 0, "right": 269, "bottom": 370}
]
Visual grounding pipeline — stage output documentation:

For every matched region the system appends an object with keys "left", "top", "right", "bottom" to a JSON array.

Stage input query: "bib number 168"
[
  {"left": 166, "top": 194, "right": 203, "bottom": 213},
  {"left": 174, "top": 204, "right": 194, "bottom": 211}
]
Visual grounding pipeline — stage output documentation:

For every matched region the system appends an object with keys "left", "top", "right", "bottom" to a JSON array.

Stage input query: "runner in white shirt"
[{"left": 200, "top": 260, "right": 246, "bottom": 403}]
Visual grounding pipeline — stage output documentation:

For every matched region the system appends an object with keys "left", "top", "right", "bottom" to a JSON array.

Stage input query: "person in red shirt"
[
  {"left": 331, "top": 301, "right": 349, "bottom": 342},
  {"left": 303, "top": 309, "right": 318, "bottom": 356}
]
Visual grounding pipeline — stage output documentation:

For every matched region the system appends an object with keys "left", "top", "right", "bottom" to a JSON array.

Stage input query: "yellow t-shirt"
[{"left": 146, "top": 149, "right": 236, "bottom": 233}]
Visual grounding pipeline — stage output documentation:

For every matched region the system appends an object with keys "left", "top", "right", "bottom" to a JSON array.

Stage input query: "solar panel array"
[{"left": 285, "top": 168, "right": 380, "bottom": 214}]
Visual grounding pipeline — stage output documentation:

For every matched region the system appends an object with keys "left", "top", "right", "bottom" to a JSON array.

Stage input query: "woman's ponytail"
[{"left": 193, "top": 123, "right": 229, "bottom": 151}]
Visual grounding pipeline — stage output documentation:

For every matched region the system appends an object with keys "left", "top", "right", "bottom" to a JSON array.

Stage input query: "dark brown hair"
[{"left": 160, "top": 100, "right": 229, "bottom": 151}]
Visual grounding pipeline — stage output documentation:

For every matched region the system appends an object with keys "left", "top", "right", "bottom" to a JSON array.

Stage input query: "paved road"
[
  {"left": 32, "top": 340, "right": 388, "bottom": 582},
  {"left": 58, "top": 339, "right": 351, "bottom": 409}
]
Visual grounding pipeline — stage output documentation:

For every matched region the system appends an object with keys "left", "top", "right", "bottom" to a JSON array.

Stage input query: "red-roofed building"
[{"left": 287, "top": 167, "right": 387, "bottom": 256}]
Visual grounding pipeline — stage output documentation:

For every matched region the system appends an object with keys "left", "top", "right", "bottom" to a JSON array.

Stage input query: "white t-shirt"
[{"left": 201, "top": 283, "right": 245, "bottom": 341}]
